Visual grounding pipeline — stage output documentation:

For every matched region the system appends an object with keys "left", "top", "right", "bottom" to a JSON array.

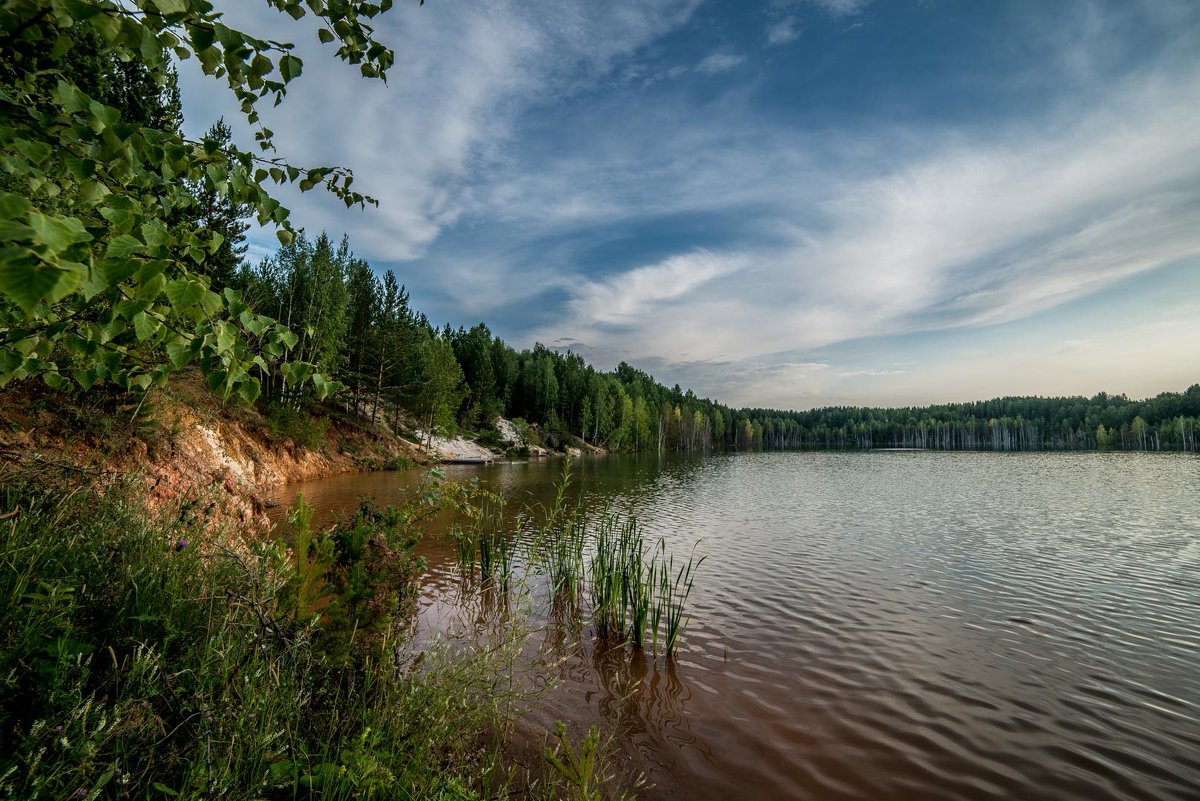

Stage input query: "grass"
[
  {"left": 0, "top": 453, "right": 701, "bottom": 799},
  {"left": 0, "top": 474, "right": 525, "bottom": 800},
  {"left": 450, "top": 461, "right": 706, "bottom": 659}
]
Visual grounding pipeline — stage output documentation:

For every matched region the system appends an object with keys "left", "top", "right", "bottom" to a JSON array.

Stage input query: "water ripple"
[{"left": 270, "top": 451, "right": 1200, "bottom": 801}]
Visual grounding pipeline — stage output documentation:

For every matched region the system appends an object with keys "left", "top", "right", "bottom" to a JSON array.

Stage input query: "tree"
[
  {"left": 0, "top": 0, "right": 402, "bottom": 401},
  {"left": 343, "top": 256, "right": 380, "bottom": 414},
  {"left": 189, "top": 119, "right": 249, "bottom": 290},
  {"left": 413, "top": 332, "right": 465, "bottom": 451}
]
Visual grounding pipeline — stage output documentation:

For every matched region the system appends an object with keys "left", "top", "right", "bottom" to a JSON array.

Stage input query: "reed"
[
  {"left": 659, "top": 543, "right": 705, "bottom": 656},
  {"left": 454, "top": 491, "right": 512, "bottom": 585},
  {"left": 452, "top": 460, "right": 705, "bottom": 658},
  {"left": 586, "top": 511, "right": 701, "bottom": 656}
]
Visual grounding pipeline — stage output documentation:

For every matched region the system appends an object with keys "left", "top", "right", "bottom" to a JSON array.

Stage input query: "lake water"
[{"left": 267, "top": 452, "right": 1200, "bottom": 801}]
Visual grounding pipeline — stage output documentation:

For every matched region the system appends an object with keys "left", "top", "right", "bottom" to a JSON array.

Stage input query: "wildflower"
[{"left": 176, "top": 539, "right": 189, "bottom": 550}]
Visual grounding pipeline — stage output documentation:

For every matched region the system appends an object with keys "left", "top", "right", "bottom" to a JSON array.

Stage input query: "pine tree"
[{"left": 191, "top": 119, "right": 250, "bottom": 290}]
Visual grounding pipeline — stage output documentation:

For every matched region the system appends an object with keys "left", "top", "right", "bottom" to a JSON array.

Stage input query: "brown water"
[{"left": 267, "top": 452, "right": 1200, "bottom": 801}]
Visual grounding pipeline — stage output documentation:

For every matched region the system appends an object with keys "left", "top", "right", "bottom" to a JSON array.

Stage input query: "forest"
[
  {"left": 225, "top": 231, "right": 1200, "bottom": 455},
  {"left": 2, "top": 8, "right": 1197, "bottom": 456}
]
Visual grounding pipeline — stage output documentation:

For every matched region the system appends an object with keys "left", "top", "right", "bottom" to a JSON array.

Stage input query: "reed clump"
[
  {"left": 587, "top": 512, "right": 704, "bottom": 656},
  {"left": 446, "top": 460, "right": 705, "bottom": 658},
  {"left": 520, "top": 462, "right": 705, "bottom": 658}
]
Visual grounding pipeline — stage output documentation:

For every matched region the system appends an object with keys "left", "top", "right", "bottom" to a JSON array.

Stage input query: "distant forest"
[{"left": 232, "top": 233, "right": 1200, "bottom": 455}]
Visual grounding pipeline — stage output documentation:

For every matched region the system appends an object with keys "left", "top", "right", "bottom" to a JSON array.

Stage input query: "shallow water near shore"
[{"left": 268, "top": 451, "right": 1200, "bottom": 800}]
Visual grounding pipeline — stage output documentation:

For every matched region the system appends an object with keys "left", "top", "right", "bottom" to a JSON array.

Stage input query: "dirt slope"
[{"left": 0, "top": 376, "right": 426, "bottom": 532}]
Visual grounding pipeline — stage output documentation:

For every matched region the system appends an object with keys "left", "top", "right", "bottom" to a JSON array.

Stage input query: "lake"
[{"left": 267, "top": 451, "right": 1200, "bottom": 801}]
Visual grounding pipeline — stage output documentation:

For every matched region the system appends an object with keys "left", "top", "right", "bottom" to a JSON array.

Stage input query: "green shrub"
[
  {"left": 0, "top": 478, "right": 516, "bottom": 800},
  {"left": 473, "top": 427, "right": 504, "bottom": 451},
  {"left": 265, "top": 403, "right": 331, "bottom": 450}
]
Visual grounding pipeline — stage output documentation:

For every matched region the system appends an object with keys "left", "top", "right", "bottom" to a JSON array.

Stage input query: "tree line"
[
  {"left": 2, "top": 6, "right": 1195, "bottom": 455},
  {"left": 216, "top": 229, "right": 1200, "bottom": 454}
]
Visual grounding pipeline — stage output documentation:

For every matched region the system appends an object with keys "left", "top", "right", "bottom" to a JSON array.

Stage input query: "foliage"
[
  {"left": 0, "top": 473, "right": 525, "bottom": 801},
  {"left": 264, "top": 399, "right": 330, "bottom": 449},
  {"left": 0, "top": 0, "right": 404, "bottom": 400},
  {"left": 188, "top": 118, "right": 248, "bottom": 290},
  {"left": 412, "top": 330, "right": 466, "bottom": 447},
  {"left": 543, "top": 723, "right": 603, "bottom": 801}
]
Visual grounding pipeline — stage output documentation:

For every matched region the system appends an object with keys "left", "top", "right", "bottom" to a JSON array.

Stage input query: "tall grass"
[
  {"left": 519, "top": 462, "right": 706, "bottom": 658},
  {"left": 453, "top": 487, "right": 512, "bottom": 586},
  {"left": 0, "top": 475, "right": 522, "bottom": 801}
]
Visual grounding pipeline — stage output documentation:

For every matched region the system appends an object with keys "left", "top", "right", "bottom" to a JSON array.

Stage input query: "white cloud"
[
  {"left": 178, "top": 0, "right": 704, "bottom": 261},
  {"left": 696, "top": 51, "right": 746, "bottom": 74},
  {"left": 522, "top": 63, "right": 1200, "bottom": 406},
  {"left": 771, "top": 0, "right": 872, "bottom": 18},
  {"left": 178, "top": 1, "right": 1200, "bottom": 410},
  {"left": 806, "top": 0, "right": 872, "bottom": 17},
  {"left": 563, "top": 251, "right": 747, "bottom": 327},
  {"left": 767, "top": 18, "right": 801, "bottom": 46}
]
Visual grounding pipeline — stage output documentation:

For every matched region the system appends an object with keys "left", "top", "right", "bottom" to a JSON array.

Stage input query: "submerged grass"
[{"left": 458, "top": 460, "right": 707, "bottom": 660}]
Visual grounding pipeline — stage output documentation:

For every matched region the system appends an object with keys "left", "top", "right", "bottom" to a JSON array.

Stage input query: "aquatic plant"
[
  {"left": 452, "top": 485, "right": 512, "bottom": 586},
  {"left": 587, "top": 510, "right": 702, "bottom": 656}
]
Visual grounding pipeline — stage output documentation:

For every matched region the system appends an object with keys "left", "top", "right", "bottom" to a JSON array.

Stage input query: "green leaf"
[
  {"left": 43, "top": 372, "right": 69, "bottom": 390},
  {"left": 73, "top": 369, "right": 99, "bottom": 391},
  {"left": 279, "top": 54, "right": 303, "bottom": 83},
  {"left": 164, "top": 279, "right": 205, "bottom": 313},
  {"left": 106, "top": 258, "right": 142, "bottom": 285},
  {"left": 215, "top": 321, "right": 235, "bottom": 353},
  {"left": 237, "top": 377, "right": 261, "bottom": 403},
  {"left": 153, "top": 782, "right": 180, "bottom": 797},
  {"left": 151, "top": 0, "right": 189, "bottom": 14},
  {"left": 15, "top": 140, "right": 53, "bottom": 164},
  {"left": 141, "top": 219, "right": 168, "bottom": 248},
  {"left": 312, "top": 372, "right": 334, "bottom": 400},
  {"left": 0, "top": 220, "right": 33, "bottom": 243},
  {"left": 166, "top": 338, "right": 193, "bottom": 368},
  {"left": 0, "top": 192, "right": 32, "bottom": 219},
  {"left": 199, "top": 290, "right": 223, "bottom": 317},
  {"left": 29, "top": 212, "right": 88, "bottom": 254},
  {"left": 318, "top": 28, "right": 335, "bottom": 44},
  {"left": 106, "top": 234, "right": 146, "bottom": 258},
  {"left": 0, "top": 254, "right": 77, "bottom": 312},
  {"left": 251, "top": 53, "right": 273, "bottom": 77},
  {"left": 206, "top": 369, "right": 229, "bottom": 394},
  {"left": 133, "top": 312, "right": 161, "bottom": 342}
]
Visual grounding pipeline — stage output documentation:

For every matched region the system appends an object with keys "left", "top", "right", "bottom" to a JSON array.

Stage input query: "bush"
[
  {"left": 265, "top": 403, "right": 330, "bottom": 450},
  {"left": 474, "top": 426, "right": 504, "bottom": 451},
  {"left": 0, "top": 477, "right": 517, "bottom": 800}
]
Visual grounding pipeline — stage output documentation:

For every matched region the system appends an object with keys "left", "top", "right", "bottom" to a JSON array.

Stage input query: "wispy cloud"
[
  {"left": 561, "top": 250, "right": 746, "bottom": 328},
  {"left": 803, "top": 0, "right": 872, "bottom": 17},
  {"left": 178, "top": 1, "right": 1200, "bottom": 409},
  {"left": 179, "top": 0, "right": 705, "bottom": 260},
  {"left": 519, "top": 58, "right": 1200, "bottom": 405},
  {"left": 839, "top": 369, "right": 905, "bottom": 378},
  {"left": 696, "top": 51, "right": 746, "bottom": 74},
  {"left": 771, "top": 0, "right": 872, "bottom": 19},
  {"left": 766, "top": 18, "right": 801, "bottom": 46}
]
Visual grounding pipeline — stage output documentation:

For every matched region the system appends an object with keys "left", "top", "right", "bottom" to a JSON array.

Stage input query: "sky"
[{"left": 178, "top": 0, "right": 1200, "bottom": 411}]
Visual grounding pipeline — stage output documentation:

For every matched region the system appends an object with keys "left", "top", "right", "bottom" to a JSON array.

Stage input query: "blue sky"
[{"left": 179, "top": 0, "right": 1200, "bottom": 409}]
